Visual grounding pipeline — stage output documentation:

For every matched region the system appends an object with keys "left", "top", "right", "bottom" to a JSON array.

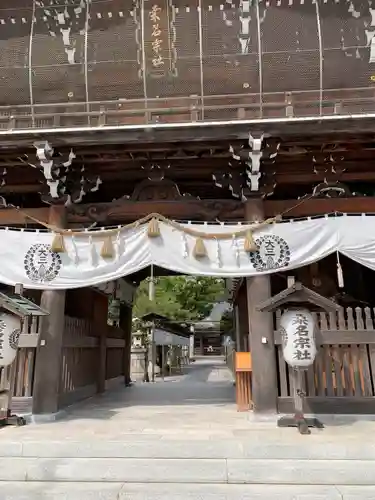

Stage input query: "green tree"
[
  {"left": 133, "top": 276, "right": 225, "bottom": 323},
  {"left": 220, "top": 309, "right": 234, "bottom": 335}
]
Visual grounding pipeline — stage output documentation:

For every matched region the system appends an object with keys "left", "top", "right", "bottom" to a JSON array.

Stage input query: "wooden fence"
[
  {"left": 0, "top": 316, "right": 43, "bottom": 414},
  {"left": 59, "top": 317, "right": 97, "bottom": 408},
  {"left": 59, "top": 317, "right": 126, "bottom": 408},
  {"left": 2, "top": 315, "right": 127, "bottom": 415},
  {"left": 275, "top": 307, "right": 375, "bottom": 414}
]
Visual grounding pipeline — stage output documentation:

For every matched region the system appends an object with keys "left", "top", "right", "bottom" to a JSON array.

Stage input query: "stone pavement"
[{"left": 1, "top": 356, "right": 375, "bottom": 499}]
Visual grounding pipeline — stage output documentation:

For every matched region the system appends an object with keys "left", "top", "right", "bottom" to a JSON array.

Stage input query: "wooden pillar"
[
  {"left": 93, "top": 292, "right": 109, "bottom": 394},
  {"left": 32, "top": 206, "right": 66, "bottom": 415},
  {"left": 245, "top": 199, "right": 278, "bottom": 413},
  {"left": 237, "top": 282, "right": 249, "bottom": 351},
  {"left": 119, "top": 303, "right": 132, "bottom": 386}
]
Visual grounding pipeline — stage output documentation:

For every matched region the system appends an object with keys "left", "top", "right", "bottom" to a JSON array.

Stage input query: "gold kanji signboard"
[{"left": 142, "top": 0, "right": 177, "bottom": 79}]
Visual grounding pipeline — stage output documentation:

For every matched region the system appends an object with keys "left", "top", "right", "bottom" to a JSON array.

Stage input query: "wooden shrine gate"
[{"left": 275, "top": 307, "right": 375, "bottom": 414}]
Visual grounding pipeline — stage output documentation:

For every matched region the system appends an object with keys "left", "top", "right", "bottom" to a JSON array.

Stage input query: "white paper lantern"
[
  {"left": 279, "top": 309, "right": 317, "bottom": 369},
  {"left": 0, "top": 313, "right": 22, "bottom": 367}
]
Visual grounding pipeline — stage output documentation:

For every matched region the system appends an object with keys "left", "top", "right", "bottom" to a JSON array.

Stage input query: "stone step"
[
  {"left": 2, "top": 437, "right": 375, "bottom": 460},
  {"left": 1, "top": 482, "right": 372, "bottom": 500},
  {"left": 1, "top": 457, "right": 375, "bottom": 485}
]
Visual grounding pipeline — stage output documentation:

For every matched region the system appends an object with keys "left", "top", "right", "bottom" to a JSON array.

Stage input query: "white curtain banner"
[{"left": 0, "top": 215, "right": 373, "bottom": 290}]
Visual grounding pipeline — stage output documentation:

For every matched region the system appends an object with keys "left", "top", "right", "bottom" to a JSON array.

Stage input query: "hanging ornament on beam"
[
  {"left": 100, "top": 236, "right": 115, "bottom": 259},
  {"left": 212, "top": 169, "right": 246, "bottom": 201},
  {"left": 229, "top": 133, "right": 280, "bottom": 193},
  {"left": 0, "top": 168, "right": 7, "bottom": 188},
  {"left": 35, "top": 0, "right": 88, "bottom": 65},
  {"left": 147, "top": 217, "right": 161, "bottom": 238},
  {"left": 193, "top": 237, "right": 208, "bottom": 259},
  {"left": 51, "top": 232, "right": 65, "bottom": 253},
  {"left": 26, "top": 141, "right": 103, "bottom": 205},
  {"left": 336, "top": 251, "right": 345, "bottom": 289}
]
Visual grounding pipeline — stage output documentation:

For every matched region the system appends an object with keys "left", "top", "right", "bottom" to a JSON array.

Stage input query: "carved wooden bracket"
[
  {"left": 130, "top": 178, "right": 196, "bottom": 201},
  {"left": 312, "top": 181, "right": 354, "bottom": 198}
]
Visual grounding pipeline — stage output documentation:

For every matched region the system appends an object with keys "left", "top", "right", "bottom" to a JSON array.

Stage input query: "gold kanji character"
[
  {"left": 152, "top": 24, "right": 162, "bottom": 37},
  {"left": 152, "top": 38, "right": 162, "bottom": 52},
  {"left": 152, "top": 55, "right": 164, "bottom": 67},
  {"left": 150, "top": 5, "right": 161, "bottom": 23}
]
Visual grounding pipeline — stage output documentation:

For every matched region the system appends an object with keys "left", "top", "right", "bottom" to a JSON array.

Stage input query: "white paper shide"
[
  {"left": 279, "top": 309, "right": 317, "bottom": 369},
  {"left": 0, "top": 313, "right": 22, "bottom": 367}
]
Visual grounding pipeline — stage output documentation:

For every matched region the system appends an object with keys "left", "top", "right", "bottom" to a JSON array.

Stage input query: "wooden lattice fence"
[{"left": 275, "top": 307, "right": 375, "bottom": 414}]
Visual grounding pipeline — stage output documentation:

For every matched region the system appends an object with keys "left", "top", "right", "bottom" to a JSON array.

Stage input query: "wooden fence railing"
[{"left": 275, "top": 307, "right": 375, "bottom": 414}]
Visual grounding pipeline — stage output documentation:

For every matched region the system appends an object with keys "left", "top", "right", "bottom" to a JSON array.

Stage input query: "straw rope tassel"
[
  {"left": 51, "top": 232, "right": 65, "bottom": 253},
  {"left": 244, "top": 230, "right": 258, "bottom": 253},
  {"left": 147, "top": 218, "right": 161, "bottom": 238},
  {"left": 193, "top": 237, "right": 207, "bottom": 259},
  {"left": 100, "top": 235, "right": 114, "bottom": 259}
]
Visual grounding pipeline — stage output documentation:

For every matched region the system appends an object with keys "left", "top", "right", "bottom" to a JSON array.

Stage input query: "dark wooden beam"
[
  {"left": 274, "top": 170, "right": 375, "bottom": 184},
  {"left": 0, "top": 207, "right": 50, "bottom": 225},
  {"left": 3, "top": 116, "right": 375, "bottom": 150},
  {"left": 68, "top": 199, "right": 245, "bottom": 224},
  {"left": 0, "top": 197, "right": 374, "bottom": 227},
  {"left": 264, "top": 197, "right": 375, "bottom": 218}
]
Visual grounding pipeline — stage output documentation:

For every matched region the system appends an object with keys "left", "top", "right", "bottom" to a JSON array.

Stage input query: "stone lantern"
[{"left": 257, "top": 278, "right": 341, "bottom": 434}]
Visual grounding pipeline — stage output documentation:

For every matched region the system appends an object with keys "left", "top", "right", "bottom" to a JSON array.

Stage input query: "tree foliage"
[
  {"left": 133, "top": 276, "right": 225, "bottom": 323},
  {"left": 220, "top": 310, "right": 234, "bottom": 334}
]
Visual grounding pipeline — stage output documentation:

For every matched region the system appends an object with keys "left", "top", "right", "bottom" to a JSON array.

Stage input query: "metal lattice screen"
[{"left": 1, "top": 0, "right": 375, "bottom": 124}]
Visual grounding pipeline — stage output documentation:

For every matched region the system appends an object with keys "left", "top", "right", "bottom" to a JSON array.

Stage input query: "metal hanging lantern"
[
  {"left": 279, "top": 309, "right": 317, "bottom": 369},
  {"left": 0, "top": 313, "right": 22, "bottom": 367}
]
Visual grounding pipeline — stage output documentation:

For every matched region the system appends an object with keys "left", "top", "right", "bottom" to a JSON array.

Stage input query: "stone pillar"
[
  {"left": 131, "top": 347, "right": 147, "bottom": 381},
  {"left": 245, "top": 199, "right": 278, "bottom": 413},
  {"left": 32, "top": 206, "right": 66, "bottom": 416},
  {"left": 119, "top": 303, "right": 132, "bottom": 386},
  {"left": 199, "top": 333, "right": 204, "bottom": 355},
  {"left": 189, "top": 334, "right": 195, "bottom": 360}
]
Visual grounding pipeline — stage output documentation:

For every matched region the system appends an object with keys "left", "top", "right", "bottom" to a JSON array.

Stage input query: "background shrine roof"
[
  {"left": 140, "top": 312, "right": 190, "bottom": 337},
  {"left": 0, "top": 0, "right": 375, "bottom": 129}
]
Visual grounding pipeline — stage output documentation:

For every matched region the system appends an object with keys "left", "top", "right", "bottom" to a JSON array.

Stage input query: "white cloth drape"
[{"left": 0, "top": 215, "right": 374, "bottom": 289}]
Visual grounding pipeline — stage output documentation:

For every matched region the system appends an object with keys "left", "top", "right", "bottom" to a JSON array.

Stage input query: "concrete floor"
[
  {"left": 2, "top": 355, "right": 247, "bottom": 441},
  {"left": 2, "top": 356, "right": 375, "bottom": 498}
]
